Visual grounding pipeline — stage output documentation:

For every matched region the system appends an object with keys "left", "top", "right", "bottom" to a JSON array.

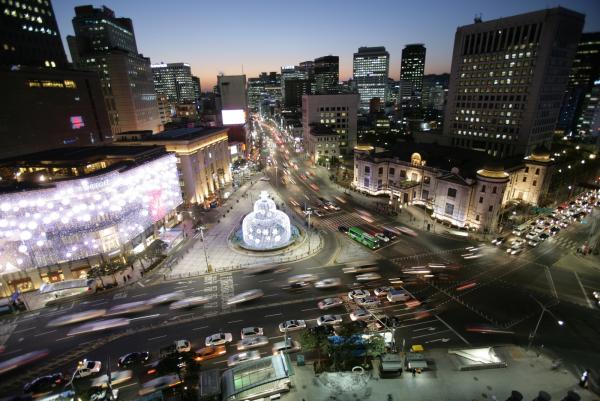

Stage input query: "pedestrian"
[{"left": 412, "top": 368, "right": 416, "bottom": 377}]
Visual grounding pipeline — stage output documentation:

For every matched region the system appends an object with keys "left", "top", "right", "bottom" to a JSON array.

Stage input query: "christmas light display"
[
  {"left": 0, "top": 154, "right": 183, "bottom": 273},
  {"left": 241, "top": 191, "right": 291, "bottom": 250}
]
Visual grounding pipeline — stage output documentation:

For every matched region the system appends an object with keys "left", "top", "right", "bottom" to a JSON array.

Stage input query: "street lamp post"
[
  {"left": 198, "top": 225, "right": 211, "bottom": 273},
  {"left": 527, "top": 295, "right": 563, "bottom": 350}
]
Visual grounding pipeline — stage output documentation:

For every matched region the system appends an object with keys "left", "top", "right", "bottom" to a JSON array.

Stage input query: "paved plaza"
[{"left": 167, "top": 180, "right": 324, "bottom": 278}]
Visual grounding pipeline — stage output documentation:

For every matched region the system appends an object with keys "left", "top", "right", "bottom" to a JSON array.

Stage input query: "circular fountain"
[{"left": 239, "top": 191, "right": 294, "bottom": 251}]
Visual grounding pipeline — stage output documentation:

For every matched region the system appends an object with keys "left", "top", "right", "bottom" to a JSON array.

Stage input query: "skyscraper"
[
  {"left": 281, "top": 66, "right": 309, "bottom": 109},
  {"left": 192, "top": 76, "right": 201, "bottom": 101},
  {"left": 399, "top": 44, "right": 426, "bottom": 108},
  {"left": 557, "top": 32, "right": 600, "bottom": 134},
  {"left": 68, "top": 5, "right": 161, "bottom": 134},
  {"left": 422, "top": 74, "right": 449, "bottom": 111},
  {"left": 313, "top": 55, "right": 339, "bottom": 94},
  {"left": 151, "top": 63, "right": 196, "bottom": 104},
  {"left": 443, "top": 7, "right": 584, "bottom": 157},
  {"left": 0, "top": 0, "right": 67, "bottom": 68},
  {"left": 353, "top": 46, "right": 389, "bottom": 111}
]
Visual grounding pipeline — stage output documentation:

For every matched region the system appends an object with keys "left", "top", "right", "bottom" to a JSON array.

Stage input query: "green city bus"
[{"left": 347, "top": 226, "right": 380, "bottom": 250}]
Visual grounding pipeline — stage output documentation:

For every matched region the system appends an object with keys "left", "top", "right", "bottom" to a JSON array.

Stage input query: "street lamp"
[
  {"left": 527, "top": 295, "right": 564, "bottom": 350},
  {"left": 305, "top": 207, "right": 313, "bottom": 253},
  {"left": 198, "top": 225, "right": 211, "bottom": 273}
]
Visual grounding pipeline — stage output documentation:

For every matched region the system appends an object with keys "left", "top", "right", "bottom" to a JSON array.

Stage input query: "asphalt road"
[{"left": 0, "top": 120, "right": 598, "bottom": 398}]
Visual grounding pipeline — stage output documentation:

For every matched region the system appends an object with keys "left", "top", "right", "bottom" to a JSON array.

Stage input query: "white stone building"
[{"left": 353, "top": 144, "right": 553, "bottom": 233}]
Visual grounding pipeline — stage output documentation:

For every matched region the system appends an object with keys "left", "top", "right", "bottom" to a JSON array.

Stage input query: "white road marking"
[
  {"left": 268, "top": 335, "right": 284, "bottom": 340},
  {"left": 574, "top": 271, "right": 594, "bottom": 308},
  {"left": 129, "top": 314, "right": 160, "bottom": 321},
  {"left": 137, "top": 282, "right": 145, "bottom": 288},
  {"left": 258, "top": 279, "right": 274, "bottom": 283},
  {"left": 262, "top": 294, "right": 279, "bottom": 298},
  {"left": 425, "top": 338, "right": 450, "bottom": 344},
  {"left": 413, "top": 326, "right": 437, "bottom": 332},
  {"left": 399, "top": 319, "right": 438, "bottom": 328},
  {"left": 148, "top": 335, "right": 167, "bottom": 341},
  {"left": 301, "top": 307, "right": 319, "bottom": 312},
  {"left": 34, "top": 330, "right": 56, "bottom": 337},
  {"left": 131, "top": 293, "right": 148, "bottom": 298},
  {"left": 115, "top": 382, "right": 139, "bottom": 390},
  {"left": 13, "top": 327, "right": 37, "bottom": 334},
  {"left": 227, "top": 319, "right": 244, "bottom": 324},
  {"left": 175, "top": 312, "right": 194, "bottom": 319},
  {"left": 264, "top": 313, "right": 283, "bottom": 318},
  {"left": 412, "top": 329, "right": 450, "bottom": 339},
  {"left": 192, "top": 326, "right": 208, "bottom": 331},
  {"left": 435, "top": 315, "right": 470, "bottom": 344},
  {"left": 545, "top": 266, "right": 558, "bottom": 299}
]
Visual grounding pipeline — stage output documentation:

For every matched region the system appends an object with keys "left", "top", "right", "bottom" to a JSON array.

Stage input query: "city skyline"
[{"left": 54, "top": 0, "right": 600, "bottom": 90}]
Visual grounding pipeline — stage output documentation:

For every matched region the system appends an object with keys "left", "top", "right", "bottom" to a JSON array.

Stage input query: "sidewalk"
[{"left": 286, "top": 345, "right": 597, "bottom": 401}]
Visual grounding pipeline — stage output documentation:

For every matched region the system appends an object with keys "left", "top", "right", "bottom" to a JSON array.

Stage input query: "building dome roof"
[
  {"left": 354, "top": 145, "right": 374, "bottom": 152},
  {"left": 527, "top": 146, "right": 552, "bottom": 162},
  {"left": 477, "top": 162, "right": 509, "bottom": 179}
]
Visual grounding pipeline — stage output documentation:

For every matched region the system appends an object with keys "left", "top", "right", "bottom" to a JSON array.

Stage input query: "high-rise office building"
[
  {"left": 151, "top": 63, "right": 196, "bottom": 104},
  {"left": 313, "top": 55, "right": 339, "bottom": 94},
  {"left": 248, "top": 72, "right": 280, "bottom": 112},
  {"left": 192, "top": 76, "right": 201, "bottom": 101},
  {"left": 68, "top": 5, "right": 161, "bottom": 134},
  {"left": 0, "top": 0, "right": 111, "bottom": 157},
  {"left": 443, "top": 8, "right": 584, "bottom": 157},
  {"left": 281, "top": 62, "right": 312, "bottom": 108},
  {"left": 557, "top": 32, "right": 600, "bottom": 134},
  {"left": 0, "top": 0, "right": 67, "bottom": 68},
  {"left": 422, "top": 74, "right": 450, "bottom": 111},
  {"left": 399, "top": 44, "right": 426, "bottom": 108},
  {"left": 353, "top": 46, "right": 390, "bottom": 110}
]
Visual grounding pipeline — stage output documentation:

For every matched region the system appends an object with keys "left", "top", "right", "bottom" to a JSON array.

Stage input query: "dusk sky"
[{"left": 54, "top": 0, "right": 600, "bottom": 90}]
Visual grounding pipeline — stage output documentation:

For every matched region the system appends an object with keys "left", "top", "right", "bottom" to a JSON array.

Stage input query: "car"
[
  {"left": 348, "top": 289, "right": 371, "bottom": 299},
  {"left": 74, "top": 360, "right": 102, "bottom": 379},
  {"left": 147, "top": 291, "right": 185, "bottom": 306},
  {"left": 538, "top": 233, "right": 550, "bottom": 241},
  {"left": 287, "top": 274, "right": 318, "bottom": 284},
  {"left": 525, "top": 231, "right": 538, "bottom": 240},
  {"left": 317, "top": 314, "right": 343, "bottom": 326},
  {"left": 139, "top": 374, "right": 182, "bottom": 396},
  {"left": 23, "top": 373, "right": 64, "bottom": 394},
  {"left": 159, "top": 340, "right": 192, "bottom": 358},
  {"left": 318, "top": 297, "right": 343, "bottom": 310},
  {"left": 491, "top": 237, "right": 505, "bottom": 245},
  {"left": 327, "top": 203, "right": 341, "bottom": 211},
  {"left": 313, "top": 209, "right": 325, "bottom": 217},
  {"left": 227, "top": 350, "right": 261, "bottom": 367},
  {"left": 528, "top": 238, "right": 540, "bottom": 247},
  {"left": 170, "top": 296, "right": 211, "bottom": 310},
  {"left": 205, "top": 332, "right": 233, "bottom": 347},
  {"left": 356, "top": 273, "right": 382, "bottom": 282},
  {"left": 259, "top": 177, "right": 270, "bottom": 181},
  {"left": 593, "top": 291, "right": 600, "bottom": 300},
  {"left": 314, "top": 278, "right": 342, "bottom": 289},
  {"left": 194, "top": 345, "right": 226, "bottom": 362},
  {"left": 342, "top": 264, "right": 378, "bottom": 274},
  {"left": 507, "top": 245, "right": 523, "bottom": 255},
  {"left": 278, "top": 319, "right": 306, "bottom": 333},
  {"left": 355, "top": 296, "right": 380, "bottom": 307},
  {"left": 382, "top": 228, "right": 398, "bottom": 240},
  {"left": 510, "top": 238, "right": 526, "bottom": 246},
  {"left": 237, "top": 336, "right": 269, "bottom": 351},
  {"left": 240, "top": 327, "right": 264, "bottom": 339},
  {"left": 227, "top": 289, "right": 264, "bottom": 305},
  {"left": 550, "top": 226, "right": 561, "bottom": 235},
  {"left": 397, "top": 226, "right": 417, "bottom": 237},
  {"left": 349, "top": 308, "right": 370, "bottom": 321},
  {"left": 108, "top": 301, "right": 151, "bottom": 316},
  {"left": 373, "top": 286, "right": 394, "bottom": 297},
  {"left": 288, "top": 281, "right": 310, "bottom": 290},
  {"left": 117, "top": 351, "right": 150, "bottom": 368},
  {"left": 374, "top": 233, "right": 390, "bottom": 243},
  {"left": 338, "top": 226, "right": 349, "bottom": 233},
  {"left": 272, "top": 338, "right": 301, "bottom": 355}
]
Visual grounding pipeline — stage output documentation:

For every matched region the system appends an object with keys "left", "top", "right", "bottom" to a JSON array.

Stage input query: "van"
[{"left": 387, "top": 290, "right": 410, "bottom": 303}]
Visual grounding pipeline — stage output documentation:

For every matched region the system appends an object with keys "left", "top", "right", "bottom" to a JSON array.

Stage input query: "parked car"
[
  {"left": 272, "top": 338, "right": 301, "bottom": 355},
  {"left": 318, "top": 297, "right": 343, "bottom": 310},
  {"left": 316, "top": 314, "right": 343, "bottom": 326},
  {"left": 236, "top": 336, "right": 269, "bottom": 351},
  {"left": 23, "top": 373, "right": 64, "bottom": 394},
  {"left": 227, "top": 351, "right": 261, "bottom": 367},
  {"left": 355, "top": 296, "right": 380, "bottom": 307},
  {"left": 373, "top": 287, "right": 394, "bottom": 297},
  {"left": 278, "top": 320, "right": 306, "bottom": 333},
  {"left": 349, "top": 308, "right": 370, "bottom": 321},
  {"left": 348, "top": 289, "right": 371, "bottom": 299},
  {"left": 240, "top": 327, "right": 263, "bottom": 339}
]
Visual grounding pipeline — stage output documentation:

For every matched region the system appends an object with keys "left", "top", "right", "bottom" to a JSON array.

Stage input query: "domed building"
[{"left": 242, "top": 191, "right": 292, "bottom": 250}]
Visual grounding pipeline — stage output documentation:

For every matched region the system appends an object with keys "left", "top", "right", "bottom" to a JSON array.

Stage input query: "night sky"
[{"left": 54, "top": 0, "right": 600, "bottom": 90}]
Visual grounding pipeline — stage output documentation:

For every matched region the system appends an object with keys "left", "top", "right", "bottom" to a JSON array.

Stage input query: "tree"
[
  {"left": 366, "top": 334, "right": 386, "bottom": 359},
  {"left": 299, "top": 327, "right": 330, "bottom": 361}
]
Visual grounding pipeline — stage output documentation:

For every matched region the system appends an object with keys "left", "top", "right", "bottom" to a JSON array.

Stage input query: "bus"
[
  {"left": 347, "top": 227, "right": 380, "bottom": 250},
  {"left": 39, "top": 278, "right": 97, "bottom": 305}
]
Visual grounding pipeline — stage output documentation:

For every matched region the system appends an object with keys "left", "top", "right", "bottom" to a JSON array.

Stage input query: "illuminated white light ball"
[
  {"left": 20, "top": 231, "right": 32, "bottom": 241},
  {"left": 36, "top": 240, "right": 44, "bottom": 247},
  {"left": 18, "top": 244, "right": 28, "bottom": 253}
]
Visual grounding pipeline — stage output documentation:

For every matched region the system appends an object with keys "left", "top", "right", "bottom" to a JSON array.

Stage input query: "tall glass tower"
[{"left": 353, "top": 47, "right": 389, "bottom": 111}]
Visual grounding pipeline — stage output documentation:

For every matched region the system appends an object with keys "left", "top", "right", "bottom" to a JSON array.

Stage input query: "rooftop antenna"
[
  {"left": 242, "top": 64, "right": 244, "bottom": 74},
  {"left": 474, "top": 13, "right": 483, "bottom": 23}
]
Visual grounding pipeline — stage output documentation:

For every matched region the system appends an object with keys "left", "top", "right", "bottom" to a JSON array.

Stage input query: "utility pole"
[
  {"left": 527, "top": 295, "right": 563, "bottom": 350},
  {"left": 199, "top": 225, "right": 211, "bottom": 273}
]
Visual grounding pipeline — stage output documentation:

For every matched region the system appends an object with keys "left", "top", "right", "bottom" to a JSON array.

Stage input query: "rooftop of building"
[
  {"left": 357, "top": 141, "right": 526, "bottom": 179},
  {"left": 118, "top": 127, "right": 228, "bottom": 142},
  {"left": 0, "top": 145, "right": 168, "bottom": 193},
  {"left": 458, "top": 6, "right": 584, "bottom": 30}
]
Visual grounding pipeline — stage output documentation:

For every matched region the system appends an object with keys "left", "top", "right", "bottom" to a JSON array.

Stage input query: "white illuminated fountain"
[{"left": 241, "top": 191, "right": 292, "bottom": 250}]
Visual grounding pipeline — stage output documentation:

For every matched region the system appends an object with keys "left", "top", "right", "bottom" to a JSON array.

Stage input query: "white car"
[
  {"left": 147, "top": 291, "right": 185, "bottom": 306},
  {"left": 528, "top": 238, "right": 540, "bottom": 247},
  {"left": 314, "top": 278, "right": 341, "bottom": 289},
  {"left": 525, "top": 231, "right": 538, "bottom": 240},
  {"left": 139, "top": 375, "right": 182, "bottom": 396},
  {"left": 227, "top": 351, "right": 261, "bottom": 367},
  {"left": 355, "top": 296, "right": 380, "bottom": 307},
  {"left": 507, "top": 245, "right": 523, "bottom": 255},
  {"left": 108, "top": 301, "right": 151, "bottom": 316},
  {"left": 278, "top": 320, "right": 306, "bottom": 333},
  {"left": 240, "top": 327, "right": 263, "bottom": 339},
  {"left": 373, "top": 286, "right": 394, "bottom": 297},
  {"left": 272, "top": 339, "right": 301, "bottom": 355},
  {"left": 317, "top": 314, "right": 343, "bottom": 326},
  {"left": 287, "top": 274, "right": 318, "bottom": 284},
  {"left": 237, "top": 336, "right": 269, "bottom": 351},
  {"left": 170, "top": 296, "right": 211, "bottom": 310},
  {"left": 318, "top": 297, "right": 343, "bottom": 310},
  {"left": 375, "top": 233, "right": 390, "bottom": 243},
  {"left": 348, "top": 289, "right": 370, "bottom": 299},
  {"left": 205, "top": 332, "right": 233, "bottom": 347},
  {"left": 349, "top": 308, "right": 370, "bottom": 321},
  {"left": 342, "top": 265, "right": 378, "bottom": 274},
  {"left": 356, "top": 273, "right": 382, "bottom": 282},
  {"left": 173, "top": 340, "right": 192, "bottom": 353},
  {"left": 227, "top": 289, "right": 264, "bottom": 305},
  {"left": 74, "top": 360, "right": 102, "bottom": 379},
  {"left": 491, "top": 237, "right": 505, "bottom": 246}
]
